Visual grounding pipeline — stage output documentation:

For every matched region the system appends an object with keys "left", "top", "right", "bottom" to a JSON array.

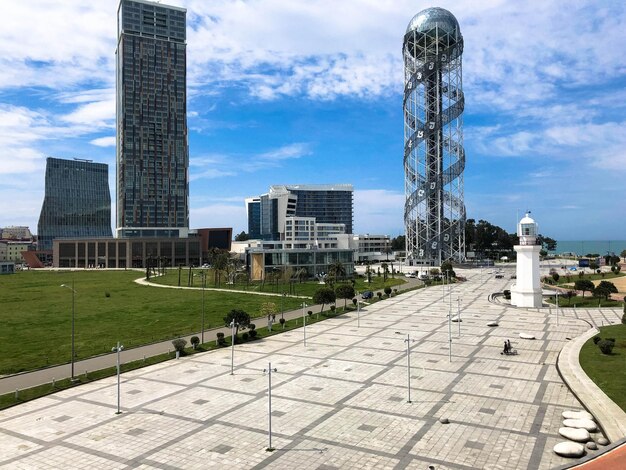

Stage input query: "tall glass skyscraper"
[
  {"left": 116, "top": 0, "right": 189, "bottom": 238},
  {"left": 38, "top": 158, "right": 112, "bottom": 251}
]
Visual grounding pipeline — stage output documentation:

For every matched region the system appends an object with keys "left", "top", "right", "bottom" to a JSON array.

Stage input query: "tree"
[
  {"left": 223, "top": 309, "right": 251, "bottom": 338},
  {"left": 610, "top": 255, "right": 620, "bottom": 266},
  {"left": 328, "top": 261, "right": 346, "bottom": 282},
  {"left": 594, "top": 281, "right": 618, "bottom": 301},
  {"left": 589, "top": 261, "right": 599, "bottom": 271},
  {"left": 537, "top": 235, "right": 557, "bottom": 252},
  {"left": 313, "top": 287, "right": 336, "bottom": 313},
  {"left": 234, "top": 231, "right": 249, "bottom": 241},
  {"left": 381, "top": 262, "right": 389, "bottom": 282},
  {"left": 441, "top": 261, "right": 455, "bottom": 278},
  {"left": 621, "top": 249, "right": 626, "bottom": 262},
  {"left": 574, "top": 279, "right": 595, "bottom": 298},
  {"left": 335, "top": 284, "right": 355, "bottom": 310},
  {"left": 391, "top": 235, "right": 405, "bottom": 251},
  {"left": 260, "top": 302, "right": 277, "bottom": 324}
]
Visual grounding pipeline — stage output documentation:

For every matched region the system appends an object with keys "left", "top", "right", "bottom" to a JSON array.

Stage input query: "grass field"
[
  {"left": 545, "top": 295, "right": 624, "bottom": 308},
  {"left": 579, "top": 323, "right": 626, "bottom": 412},
  {"left": 554, "top": 271, "right": 624, "bottom": 286},
  {"left": 0, "top": 270, "right": 307, "bottom": 374},
  {"left": 149, "top": 267, "right": 406, "bottom": 297}
]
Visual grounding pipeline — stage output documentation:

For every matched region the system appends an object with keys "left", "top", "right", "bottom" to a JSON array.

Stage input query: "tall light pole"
[
  {"left": 556, "top": 291, "right": 560, "bottom": 326},
  {"left": 60, "top": 282, "right": 77, "bottom": 381},
  {"left": 112, "top": 342, "right": 124, "bottom": 414},
  {"left": 457, "top": 297, "right": 461, "bottom": 337},
  {"left": 302, "top": 302, "right": 308, "bottom": 347},
  {"left": 404, "top": 334, "right": 412, "bottom": 403},
  {"left": 263, "top": 362, "right": 278, "bottom": 451},
  {"left": 230, "top": 320, "right": 238, "bottom": 375},
  {"left": 281, "top": 292, "right": 286, "bottom": 320},
  {"left": 195, "top": 271, "right": 206, "bottom": 344},
  {"left": 356, "top": 291, "right": 360, "bottom": 328}
]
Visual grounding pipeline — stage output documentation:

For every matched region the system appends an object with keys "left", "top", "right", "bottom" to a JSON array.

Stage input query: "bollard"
[
  {"left": 15, "top": 389, "right": 19, "bottom": 400},
  {"left": 143, "top": 355, "right": 146, "bottom": 362},
  {"left": 85, "top": 370, "right": 88, "bottom": 378},
  {"left": 52, "top": 378, "right": 56, "bottom": 388}
]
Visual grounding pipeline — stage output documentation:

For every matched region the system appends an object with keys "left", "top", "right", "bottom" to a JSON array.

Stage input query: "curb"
[{"left": 556, "top": 327, "right": 626, "bottom": 442}]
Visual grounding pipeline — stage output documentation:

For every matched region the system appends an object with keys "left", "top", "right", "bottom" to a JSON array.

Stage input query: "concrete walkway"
[
  {"left": 0, "top": 269, "right": 623, "bottom": 469},
  {"left": 0, "top": 276, "right": 422, "bottom": 395}
]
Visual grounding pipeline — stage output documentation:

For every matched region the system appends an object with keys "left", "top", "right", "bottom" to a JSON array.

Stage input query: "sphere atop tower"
[{"left": 406, "top": 7, "right": 460, "bottom": 36}]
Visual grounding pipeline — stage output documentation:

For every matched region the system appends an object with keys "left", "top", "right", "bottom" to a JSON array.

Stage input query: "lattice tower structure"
[{"left": 403, "top": 7, "right": 466, "bottom": 266}]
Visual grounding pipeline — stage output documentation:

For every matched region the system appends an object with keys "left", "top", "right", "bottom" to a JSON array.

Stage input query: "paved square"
[{"left": 0, "top": 269, "right": 621, "bottom": 469}]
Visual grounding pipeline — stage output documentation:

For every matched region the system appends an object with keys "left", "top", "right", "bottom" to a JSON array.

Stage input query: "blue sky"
[{"left": 0, "top": 0, "right": 625, "bottom": 240}]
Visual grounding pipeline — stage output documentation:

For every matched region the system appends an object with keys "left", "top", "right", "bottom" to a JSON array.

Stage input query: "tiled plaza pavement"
[{"left": 0, "top": 271, "right": 622, "bottom": 469}]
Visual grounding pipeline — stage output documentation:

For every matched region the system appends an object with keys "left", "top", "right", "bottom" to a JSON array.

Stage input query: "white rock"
[
  {"left": 563, "top": 410, "right": 594, "bottom": 421},
  {"left": 519, "top": 333, "right": 535, "bottom": 340},
  {"left": 563, "top": 418, "right": 598, "bottom": 432},
  {"left": 597, "top": 437, "right": 609, "bottom": 446},
  {"left": 439, "top": 417, "right": 450, "bottom": 424},
  {"left": 559, "top": 427, "right": 590, "bottom": 442},
  {"left": 586, "top": 442, "right": 598, "bottom": 450},
  {"left": 553, "top": 442, "right": 585, "bottom": 458}
]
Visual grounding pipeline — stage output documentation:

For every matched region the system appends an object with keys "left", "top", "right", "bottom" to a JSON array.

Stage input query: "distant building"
[
  {"left": 1, "top": 226, "right": 32, "bottom": 240},
  {"left": 53, "top": 237, "right": 201, "bottom": 269},
  {"left": 0, "top": 261, "right": 15, "bottom": 275},
  {"left": 116, "top": 0, "right": 189, "bottom": 238},
  {"left": 196, "top": 227, "right": 233, "bottom": 255},
  {"left": 245, "top": 197, "right": 261, "bottom": 239},
  {"left": 246, "top": 184, "right": 353, "bottom": 240},
  {"left": 37, "top": 157, "right": 112, "bottom": 251},
  {"left": 353, "top": 234, "right": 392, "bottom": 263},
  {"left": 0, "top": 240, "right": 33, "bottom": 263}
]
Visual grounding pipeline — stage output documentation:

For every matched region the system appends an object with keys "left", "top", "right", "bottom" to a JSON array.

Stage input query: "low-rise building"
[
  {"left": 352, "top": 234, "right": 393, "bottom": 263},
  {"left": 0, "top": 240, "right": 34, "bottom": 263}
]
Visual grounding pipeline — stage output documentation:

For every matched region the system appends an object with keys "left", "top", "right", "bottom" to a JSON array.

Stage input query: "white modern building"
[{"left": 511, "top": 212, "right": 542, "bottom": 308}]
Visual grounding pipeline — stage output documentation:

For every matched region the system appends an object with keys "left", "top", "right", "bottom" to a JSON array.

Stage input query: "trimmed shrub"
[
  {"left": 352, "top": 298, "right": 358, "bottom": 306},
  {"left": 598, "top": 340, "right": 614, "bottom": 355},
  {"left": 171, "top": 338, "right": 187, "bottom": 353},
  {"left": 307, "top": 310, "right": 313, "bottom": 316},
  {"left": 503, "top": 289, "right": 511, "bottom": 300},
  {"left": 393, "top": 288, "right": 398, "bottom": 294},
  {"left": 593, "top": 336, "right": 602, "bottom": 345},
  {"left": 104, "top": 291, "right": 111, "bottom": 298},
  {"left": 330, "top": 305, "right": 336, "bottom": 312},
  {"left": 249, "top": 329, "right": 258, "bottom": 339},
  {"left": 216, "top": 332, "right": 226, "bottom": 347},
  {"left": 377, "top": 292, "right": 383, "bottom": 300},
  {"left": 190, "top": 336, "right": 200, "bottom": 349},
  {"left": 552, "top": 273, "right": 560, "bottom": 282},
  {"left": 384, "top": 286, "right": 392, "bottom": 297},
  {"left": 279, "top": 318, "right": 286, "bottom": 328},
  {"left": 241, "top": 332, "right": 249, "bottom": 341}
]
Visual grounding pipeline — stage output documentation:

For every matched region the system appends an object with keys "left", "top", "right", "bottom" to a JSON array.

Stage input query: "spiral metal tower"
[{"left": 403, "top": 7, "right": 466, "bottom": 266}]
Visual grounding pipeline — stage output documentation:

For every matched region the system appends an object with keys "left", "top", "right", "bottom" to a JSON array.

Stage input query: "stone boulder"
[
  {"left": 553, "top": 442, "right": 585, "bottom": 458},
  {"left": 563, "top": 418, "right": 597, "bottom": 432},
  {"left": 562, "top": 410, "right": 594, "bottom": 421},
  {"left": 586, "top": 442, "right": 598, "bottom": 450},
  {"left": 597, "top": 437, "right": 609, "bottom": 446},
  {"left": 559, "top": 427, "right": 590, "bottom": 442},
  {"left": 519, "top": 333, "right": 535, "bottom": 340}
]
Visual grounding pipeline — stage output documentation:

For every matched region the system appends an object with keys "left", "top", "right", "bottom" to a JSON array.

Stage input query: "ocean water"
[{"left": 549, "top": 240, "right": 626, "bottom": 256}]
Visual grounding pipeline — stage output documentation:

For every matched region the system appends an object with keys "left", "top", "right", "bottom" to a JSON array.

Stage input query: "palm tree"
[{"left": 328, "top": 261, "right": 346, "bottom": 281}]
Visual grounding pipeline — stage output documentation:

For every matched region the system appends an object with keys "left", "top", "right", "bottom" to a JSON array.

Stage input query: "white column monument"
[{"left": 511, "top": 212, "right": 543, "bottom": 308}]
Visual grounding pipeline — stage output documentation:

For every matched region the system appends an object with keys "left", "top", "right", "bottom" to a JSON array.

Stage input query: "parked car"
[{"left": 361, "top": 291, "right": 374, "bottom": 299}]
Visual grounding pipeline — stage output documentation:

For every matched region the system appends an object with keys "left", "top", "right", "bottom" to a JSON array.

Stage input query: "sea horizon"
[{"left": 550, "top": 240, "right": 626, "bottom": 256}]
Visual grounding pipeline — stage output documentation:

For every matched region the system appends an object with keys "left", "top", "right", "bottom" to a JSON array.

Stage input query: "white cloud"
[{"left": 90, "top": 136, "right": 116, "bottom": 147}]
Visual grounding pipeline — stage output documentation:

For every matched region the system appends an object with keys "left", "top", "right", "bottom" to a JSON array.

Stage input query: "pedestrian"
[
  {"left": 507, "top": 339, "right": 512, "bottom": 352},
  {"left": 504, "top": 340, "right": 509, "bottom": 354}
]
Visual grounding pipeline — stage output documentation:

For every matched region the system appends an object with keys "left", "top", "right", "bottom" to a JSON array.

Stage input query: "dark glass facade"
[
  {"left": 116, "top": 0, "right": 189, "bottom": 237},
  {"left": 37, "top": 158, "right": 112, "bottom": 251},
  {"left": 287, "top": 186, "right": 354, "bottom": 234},
  {"left": 247, "top": 198, "right": 261, "bottom": 239}
]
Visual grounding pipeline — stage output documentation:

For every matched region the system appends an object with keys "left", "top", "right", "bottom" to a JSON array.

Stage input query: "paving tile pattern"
[{"left": 0, "top": 269, "right": 620, "bottom": 469}]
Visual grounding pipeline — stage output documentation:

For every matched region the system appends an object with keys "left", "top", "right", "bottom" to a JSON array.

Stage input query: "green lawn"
[
  {"left": 579, "top": 324, "right": 626, "bottom": 412},
  {"left": 149, "top": 268, "right": 406, "bottom": 297},
  {"left": 554, "top": 271, "right": 624, "bottom": 286},
  {"left": 545, "top": 295, "right": 624, "bottom": 308},
  {"left": 0, "top": 270, "right": 305, "bottom": 374}
]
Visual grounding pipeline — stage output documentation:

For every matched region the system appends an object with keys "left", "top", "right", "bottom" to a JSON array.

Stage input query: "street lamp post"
[
  {"left": 230, "top": 320, "right": 238, "bottom": 375},
  {"left": 556, "top": 291, "right": 560, "bottom": 326},
  {"left": 281, "top": 292, "right": 286, "bottom": 320},
  {"left": 405, "top": 333, "right": 412, "bottom": 403},
  {"left": 60, "top": 282, "right": 77, "bottom": 381},
  {"left": 302, "top": 302, "right": 308, "bottom": 347},
  {"left": 356, "top": 291, "right": 360, "bottom": 328},
  {"left": 195, "top": 271, "right": 207, "bottom": 344},
  {"left": 457, "top": 297, "right": 461, "bottom": 337},
  {"left": 112, "top": 342, "right": 124, "bottom": 414},
  {"left": 263, "top": 362, "right": 278, "bottom": 451}
]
